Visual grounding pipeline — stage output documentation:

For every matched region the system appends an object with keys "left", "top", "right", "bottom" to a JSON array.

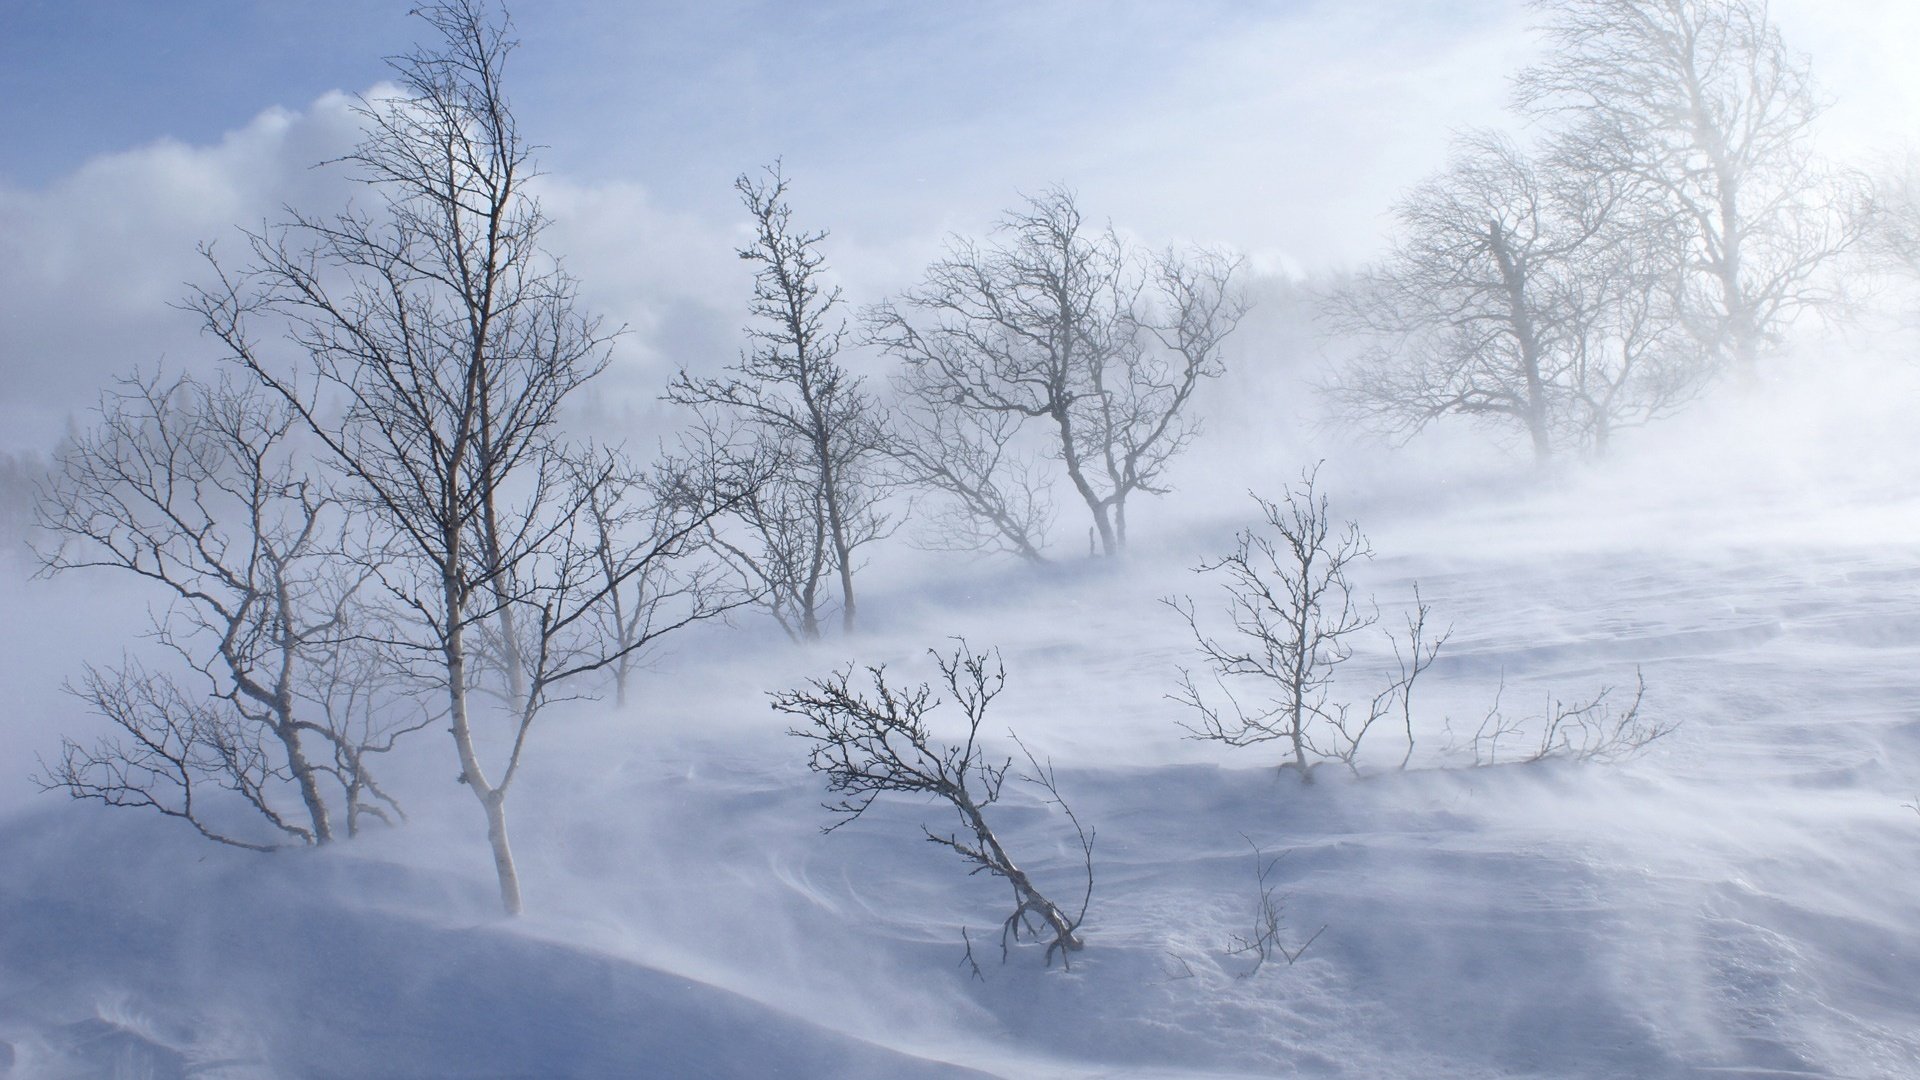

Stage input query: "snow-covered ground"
[{"left": 3, "top": 364, "right": 1919, "bottom": 1079}]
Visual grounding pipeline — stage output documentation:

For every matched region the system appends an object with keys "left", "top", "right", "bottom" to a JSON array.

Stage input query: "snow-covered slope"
[{"left": 3, "top": 368, "right": 1919, "bottom": 1078}]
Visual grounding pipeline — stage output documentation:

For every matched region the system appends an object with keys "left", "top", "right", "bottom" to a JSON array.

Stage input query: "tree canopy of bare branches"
[
  {"left": 870, "top": 188, "right": 1244, "bottom": 558},
  {"left": 1329, "top": 134, "right": 1583, "bottom": 459},
  {"left": 1327, "top": 131, "right": 1709, "bottom": 459},
  {"left": 669, "top": 164, "right": 891, "bottom": 639},
  {"left": 1862, "top": 160, "right": 1920, "bottom": 314}
]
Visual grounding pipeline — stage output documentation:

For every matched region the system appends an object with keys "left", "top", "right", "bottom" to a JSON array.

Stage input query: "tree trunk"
[
  {"left": 1489, "top": 219, "right": 1554, "bottom": 463},
  {"left": 961, "top": 799, "right": 1082, "bottom": 953},
  {"left": 279, "top": 727, "right": 334, "bottom": 845},
  {"left": 1053, "top": 406, "right": 1118, "bottom": 556},
  {"left": 484, "top": 791, "right": 523, "bottom": 916},
  {"left": 444, "top": 573, "right": 524, "bottom": 916},
  {"left": 814, "top": 431, "right": 859, "bottom": 635}
]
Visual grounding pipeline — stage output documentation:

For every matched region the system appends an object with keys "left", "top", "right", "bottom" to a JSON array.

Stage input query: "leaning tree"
[{"left": 775, "top": 643, "right": 1094, "bottom": 966}]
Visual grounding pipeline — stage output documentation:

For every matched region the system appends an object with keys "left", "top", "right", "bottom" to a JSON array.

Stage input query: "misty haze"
[{"left": 2, "top": 1, "right": 1918, "bottom": 1077}]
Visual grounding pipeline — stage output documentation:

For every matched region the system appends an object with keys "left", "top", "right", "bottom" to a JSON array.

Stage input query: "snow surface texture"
[{"left": 2, "top": 364, "right": 1919, "bottom": 1078}]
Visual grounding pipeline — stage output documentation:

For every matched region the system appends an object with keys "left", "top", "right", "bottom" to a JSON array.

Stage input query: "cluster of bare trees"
[
  {"left": 31, "top": 0, "right": 1243, "bottom": 920},
  {"left": 672, "top": 177, "right": 1248, "bottom": 619},
  {"left": 36, "top": 1, "right": 748, "bottom": 914},
  {"left": 660, "top": 177, "right": 1246, "bottom": 647},
  {"left": 769, "top": 472, "right": 1672, "bottom": 971},
  {"left": 31, "top": 0, "right": 1749, "bottom": 943},
  {"left": 1330, "top": 0, "right": 1861, "bottom": 459}
]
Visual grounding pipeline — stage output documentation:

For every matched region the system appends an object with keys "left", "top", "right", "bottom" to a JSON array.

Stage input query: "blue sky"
[
  {"left": 0, "top": 1, "right": 1912, "bottom": 452},
  {"left": 0, "top": 0, "right": 407, "bottom": 185},
  {"left": 1, "top": 2, "right": 1255, "bottom": 187},
  {"left": 0, "top": 1, "right": 1527, "bottom": 230}
]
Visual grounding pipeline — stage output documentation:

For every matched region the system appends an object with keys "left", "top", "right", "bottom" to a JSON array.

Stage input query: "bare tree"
[
  {"left": 1327, "top": 132, "right": 1596, "bottom": 460},
  {"left": 1328, "top": 129, "right": 1714, "bottom": 458},
  {"left": 564, "top": 447, "right": 735, "bottom": 707},
  {"left": 668, "top": 164, "right": 890, "bottom": 637},
  {"left": 1553, "top": 193, "right": 1710, "bottom": 453},
  {"left": 189, "top": 1, "right": 739, "bottom": 913},
  {"left": 1167, "top": 467, "right": 1445, "bottom": 780},
  {"left": 774, "top": 644, "right": 1093, "bottom": 966},
  {"left": 870, "top": 188, "right": 1243, "bottom": 557},
  {"left": 660, "top": 421, "right": 836, "bottom": 642},
  {"left": 1516, "top": 0, "right": 1858, "bottom": 380},
  {"left": 35, "top": 373, "right": 416, "bottom": 848}
]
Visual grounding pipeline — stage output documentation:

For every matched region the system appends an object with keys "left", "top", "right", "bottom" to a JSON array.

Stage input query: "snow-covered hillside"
[{"left": 4, "top": 374, "right": 1919, "bottom": 1080}]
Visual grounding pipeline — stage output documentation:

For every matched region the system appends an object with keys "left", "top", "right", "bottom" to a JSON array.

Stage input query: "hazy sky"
[{"left": 1, "top": 0, "right": 1915, "bottom": 452}]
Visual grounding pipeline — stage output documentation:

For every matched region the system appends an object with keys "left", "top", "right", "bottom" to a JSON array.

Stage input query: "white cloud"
[
  {"left": 0, "top": 95, "right": 751, "bottom": 454},
  {"left": 0, "top": 94, "right": 364, "bottom": 451}
]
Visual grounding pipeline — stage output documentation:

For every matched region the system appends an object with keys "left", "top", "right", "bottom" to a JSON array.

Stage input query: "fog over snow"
[{"left": 2, "top": 2, "right": 1918, "bottom": 1078}]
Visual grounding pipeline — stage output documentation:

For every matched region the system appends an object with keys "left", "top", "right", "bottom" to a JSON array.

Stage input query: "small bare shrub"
[
  {"left": 1168, "top": 466, "right": 1446, "bottom": 779},
  {"left": 1450, "top": 670, "right": 1669, "bottom": 766},
  {"left": 1225, "top": 836, "right": 1324, "bottom": 977}
]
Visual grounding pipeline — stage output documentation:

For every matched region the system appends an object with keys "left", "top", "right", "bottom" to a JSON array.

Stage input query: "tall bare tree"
[
  {"left": 669, "top": 164, "right": 889, "bottom": 637},
  {"left": 36, "top": 373, "right": 417, "bottom": 848},
  {"left": 190, "top": 1, "right": 738, "bottom": 913},
  {"left": 870, "top": 188, "right": 1243, "bottom": 558},
  {"left": 1516, "top": 0, "right": 1857, "bottom": 379}
]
